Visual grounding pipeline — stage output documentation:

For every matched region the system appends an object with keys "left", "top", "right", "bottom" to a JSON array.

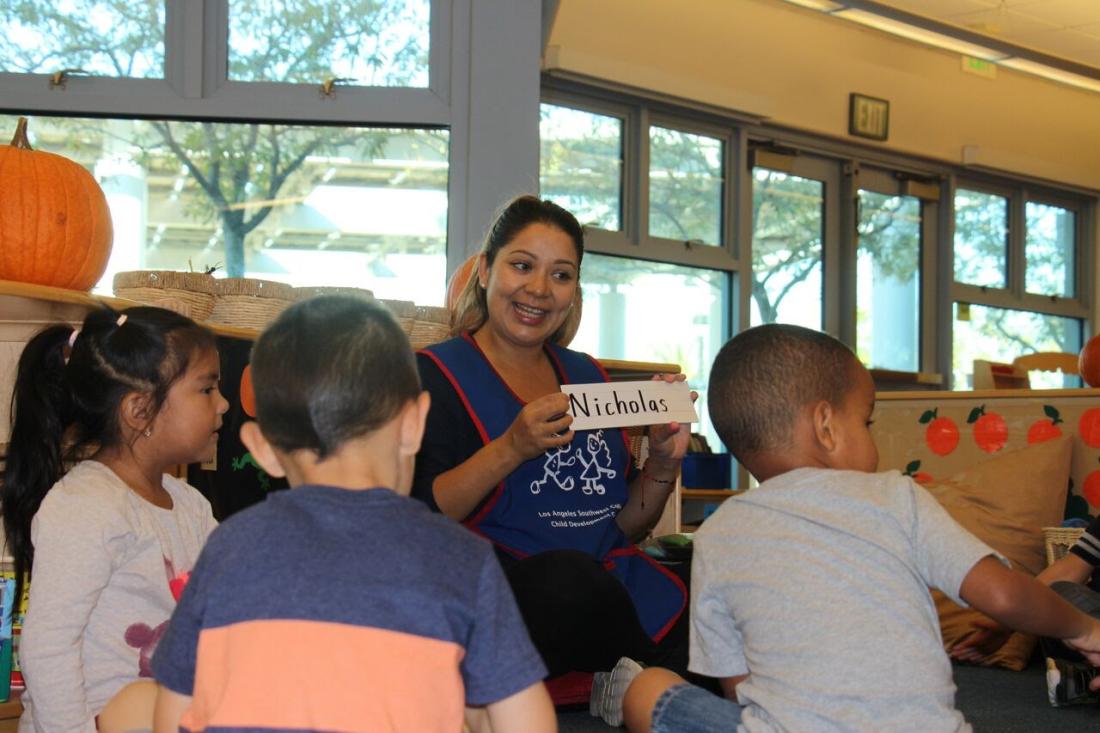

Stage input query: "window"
[
  {"left": 648, "top": 126, "right": 723, "bottom": 245},
  {"left": 952, "top": 182, "right": 1086, "bottom": 388},
  {"left": 1025, "top": 202, "right": 1075, "bottom": 297},
  {"left": 539, "top": 103, "right": 623, "bottom": 231},
  {"left": 952, "top": 304, "right": 1081, "bottom": 388},
  {"left": 856, "top": 189, "right": 921, "bottom": 371},
  {"left": 954, "top": 188, "right": 1007, "bottom": 289},
  {"left": 228, "top": 0, "right": 431, "bottom": 87},
  {"left": 1, "top": 1, "right": 165, "bottom": 78},
  {"left": 3, "top": 0, "right": 454, "bottom": 301},
  {"left": 4, "top": 114, "right": 449, "bottom": 303},
  {"left": 750, "top": 168, "right": 823, "bottom": 329},
  {"left": 571, "top": 254, "right": 729, "bottom": 449}
]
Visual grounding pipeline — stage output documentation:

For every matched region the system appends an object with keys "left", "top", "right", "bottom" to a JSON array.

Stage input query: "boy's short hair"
[
  {"left": 250, "top": 295, "right": 421, "bottom": 458},
  {"left": 708, "top": 324, "right": 857, "bottom": 459}
]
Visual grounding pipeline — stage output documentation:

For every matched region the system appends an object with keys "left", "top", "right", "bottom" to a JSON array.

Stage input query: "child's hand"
[
  {"left": 949, "top": 616, "right": 1011, "bottom": 665},
  {"left": 1064, "top": 618, "right": 1100, "bottom": 670}
]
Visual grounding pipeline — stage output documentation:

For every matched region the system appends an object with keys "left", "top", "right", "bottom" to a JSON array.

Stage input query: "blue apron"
[{"left": 421, "top": 334, "right": 685, "bottom": 640}]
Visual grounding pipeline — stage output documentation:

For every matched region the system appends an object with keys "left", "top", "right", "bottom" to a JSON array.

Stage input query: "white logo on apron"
[{"left": 530, "top": 430, "right": 617, "bottom": 495}]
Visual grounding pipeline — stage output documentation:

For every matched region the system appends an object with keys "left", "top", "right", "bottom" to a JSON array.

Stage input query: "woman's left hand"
[{"left": 645, "top": 373, "right": 697, "bottom": 464}]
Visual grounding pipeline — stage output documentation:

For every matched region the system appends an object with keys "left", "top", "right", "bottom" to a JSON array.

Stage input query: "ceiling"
[{"left": 870, "top": 0, "right": 1100, "bottom": 71}]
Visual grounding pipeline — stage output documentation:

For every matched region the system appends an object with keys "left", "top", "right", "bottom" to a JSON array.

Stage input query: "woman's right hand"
[{"left": 505, "top": 392, "right": 574, "bottom": 461}]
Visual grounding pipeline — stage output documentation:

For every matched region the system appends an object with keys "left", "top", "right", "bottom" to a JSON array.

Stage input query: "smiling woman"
[{"left": 412, "top": 195, "right": 696, "bottom": 692}]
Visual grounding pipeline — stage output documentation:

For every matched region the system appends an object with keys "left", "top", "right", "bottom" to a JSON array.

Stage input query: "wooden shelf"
[
  {"left": 681, "top": 488, "right": 746, "bottom": 500},
  {"left": 0, "top": 279, "right": 258, "bottom": 340}
]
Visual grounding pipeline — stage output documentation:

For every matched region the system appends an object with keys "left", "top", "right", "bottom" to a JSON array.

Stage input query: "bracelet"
[{"left": 643, "top": 470, "right": 676, "bottom": 485}]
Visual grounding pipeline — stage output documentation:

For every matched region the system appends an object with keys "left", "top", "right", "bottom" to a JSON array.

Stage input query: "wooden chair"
[{"left": 1012, "top": 352, "right": 1079, "bottom": 377}]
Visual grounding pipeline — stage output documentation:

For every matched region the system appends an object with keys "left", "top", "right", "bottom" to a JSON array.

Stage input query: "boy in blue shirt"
[{"left": 152, "top": 296, "right": 553, "bottom": 733}]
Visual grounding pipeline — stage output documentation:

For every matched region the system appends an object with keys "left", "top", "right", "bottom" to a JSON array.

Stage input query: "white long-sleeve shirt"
[{"left": 18, "top": 460, "right": 217, "bottom": 733}]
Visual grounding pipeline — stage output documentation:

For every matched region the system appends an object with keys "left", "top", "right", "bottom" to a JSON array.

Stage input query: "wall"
[{"left": 545, "top": 0, "right": 1100, "bottom": 191}]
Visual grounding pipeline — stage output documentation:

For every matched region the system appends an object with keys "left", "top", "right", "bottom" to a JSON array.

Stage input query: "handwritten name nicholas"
[{"left": 569, "top": 388, "right": 669, "bottom": 419}]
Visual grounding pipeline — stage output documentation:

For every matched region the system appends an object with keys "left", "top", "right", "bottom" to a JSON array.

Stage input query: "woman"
[{"left": 413, "top": 195, "right": 691, "bottom": 679}]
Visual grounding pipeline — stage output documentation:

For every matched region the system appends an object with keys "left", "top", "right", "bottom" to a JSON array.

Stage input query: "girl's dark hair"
[
  {"left": 450, "top": 195, "right": 585, "bottom": 344},
  {"left": 250, "top": 295, "right": 421, "bottom": 459},
  {"left": 2, "top": 306, "right": 214, "bottom": 601}
]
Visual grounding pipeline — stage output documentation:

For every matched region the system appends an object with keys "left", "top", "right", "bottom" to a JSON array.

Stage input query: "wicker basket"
[
  {"left": 1042, "top": 526, "right": 1086, "bottom": 567},
  {"left": 292, "top": 286, "right": 374, "bottom": 302},
  {"left": 380, "top": 299, "right": 417, "bottom": 336},
  {"left": 207, "top": 278, "right": 295, "bottom": 330},
  {"left": 409, "top": 305, "right": 451, "bottom": 348},
  {"left": 112, "top": 270, "right": 218, "bottom": 321}
]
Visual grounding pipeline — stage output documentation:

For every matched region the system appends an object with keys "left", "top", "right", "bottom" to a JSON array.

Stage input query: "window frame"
[
  {"left": 541, "top": 76, "right": 1096, "bottom": 393},
  {"left": 0, "top": 0, "right": 452, "bottom": 125}
]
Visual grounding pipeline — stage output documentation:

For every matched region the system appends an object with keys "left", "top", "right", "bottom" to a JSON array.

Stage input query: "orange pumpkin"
[
  {"left": 0, "top": 117, "right": 113, "bottom": 290},
  {"left": 1080, "top": 334, "right": 1100, "bottom": 387}
]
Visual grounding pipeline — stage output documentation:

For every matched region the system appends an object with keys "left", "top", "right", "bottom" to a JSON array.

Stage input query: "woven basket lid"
[
  {"left": 113, "top": 270, "right": 218, "bottom": 294},
  {"left": 213, "top": 277, "right": 295, "bottom": 300},
  {"left": 292, "top": 286, "right": 375, "bottom": 302}
]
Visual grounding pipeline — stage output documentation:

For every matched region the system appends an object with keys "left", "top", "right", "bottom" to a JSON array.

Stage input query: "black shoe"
[{"left": 1046, "top": 657, "right": 1100, "bottom": 707}]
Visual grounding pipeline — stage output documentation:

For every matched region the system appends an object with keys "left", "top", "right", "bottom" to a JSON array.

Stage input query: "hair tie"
[
  {"left": 64, "top": 327, "right": 80, "bottom": 366},
  {"left": 116, "top": 314, "right": 128, "bottom": 327}
]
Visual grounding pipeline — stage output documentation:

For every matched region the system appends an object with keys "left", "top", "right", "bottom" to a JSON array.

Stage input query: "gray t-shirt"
[
  {"left": 18, "top": 461, "right": 217, "bottom": 733},
  {"left": 690, "top": 467, "right": 1002, "bottom": 733}
]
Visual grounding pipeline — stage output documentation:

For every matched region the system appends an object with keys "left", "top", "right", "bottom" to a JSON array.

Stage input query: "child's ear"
[
  {"left": 239, "top": 421, "right": 287, "bottom": 478},
  {"left": 398, "top": 391, "right": 432, "bottom": 457},
  {"left": 811, "top": 400, "right": 839, "bottom": 454},
  {"left": 119, "top": 391, "right": 155, "bottom": 436}
]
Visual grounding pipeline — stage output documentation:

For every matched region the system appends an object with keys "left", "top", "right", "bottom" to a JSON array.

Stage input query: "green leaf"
[
  {"left": 967, "top": 405, "right": 984, "bottom": 424},
  {"left": 1044, "top": 405, "right": 1062, "bottom": 424},
  {"left": 905, "top": 460, "right": 921, "bottom": 475},
  {"left": 919, "top": 409, "right": 937, "bottom": 424}
]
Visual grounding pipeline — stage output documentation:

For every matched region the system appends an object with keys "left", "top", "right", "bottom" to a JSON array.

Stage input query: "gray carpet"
[{"left": 558, "top": 662, "right": 1098, "bottom": 732}]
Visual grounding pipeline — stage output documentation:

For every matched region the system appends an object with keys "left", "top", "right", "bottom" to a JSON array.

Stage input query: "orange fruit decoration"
[
  {"left": 446, "top": 255, "right": 478, "bottom": 311},
  {"left": 903, "top": 460, "right": 933, "bottom": 486},
  {"left": 240, "top": 365, "right": 257, "bottom": 418},
  {"left": 1026, "top": 405, "right": 1063, "bottom": 445},
  {"left": 919, "top": 409, "right": 959, "bottom": 456},
  {"left": 1079, "top": 407, "right": 1100, "bottom": 448},
  {"left": 1083, "top": 466, "right": 1100, "bottom": 508},
  {"left": 968, "top": 405, "right": 1007, "bottom": 453},
  {"left": 1079, "top": 334, "right": 1100, "bottom": 387},
  {"left": 0, "top": 117, "right": 113, "bottom": 290}
]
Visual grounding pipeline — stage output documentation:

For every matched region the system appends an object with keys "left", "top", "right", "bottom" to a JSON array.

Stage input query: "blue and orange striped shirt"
[{"left": 152, "top": 485, "right": 546, "bottom": 732}]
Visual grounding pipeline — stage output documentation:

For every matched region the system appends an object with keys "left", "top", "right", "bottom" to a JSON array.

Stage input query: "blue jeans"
[{"left": 651, "top": 683, "right": 743, "bottom": 733}]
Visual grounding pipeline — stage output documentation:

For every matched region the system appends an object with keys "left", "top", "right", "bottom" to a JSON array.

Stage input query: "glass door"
[
  {"left": 855, "top": 170, "right": 927, "bottom": 372},
  {"left": 749, "top": 156, "right": 838, "bottom": 330}
]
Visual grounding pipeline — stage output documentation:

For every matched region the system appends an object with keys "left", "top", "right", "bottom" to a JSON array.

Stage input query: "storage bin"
[{"left": 681, "top": 452, "right": 731, "bottom": 489}]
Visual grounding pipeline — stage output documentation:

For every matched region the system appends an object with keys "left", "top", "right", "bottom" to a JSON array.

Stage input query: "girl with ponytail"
[{"left": 3, "top": 306, "right": 227, "bottom": 733}]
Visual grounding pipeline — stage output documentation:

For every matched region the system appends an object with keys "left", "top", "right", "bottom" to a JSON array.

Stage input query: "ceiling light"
[
  {"left": 998, "top": 57, "right": 1100, "bottom": 94},
  {"left": 832, "top": 8, "right": 1006, "bottom": 61},
  {"left": 782, "top": 0, "right": 842, "bottom": 10}
]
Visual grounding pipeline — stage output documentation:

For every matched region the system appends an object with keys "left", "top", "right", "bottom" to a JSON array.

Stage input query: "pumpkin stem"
[{"left": 10, "top": 117, "right": 32, "bottom": 150}]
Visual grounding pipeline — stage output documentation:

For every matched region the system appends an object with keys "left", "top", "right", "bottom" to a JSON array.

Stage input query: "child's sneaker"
[
  {"left": 589, "top": 656, "right": 643, "bottom": 727},
  {"left": 1046, "top": 656, "right": 1100, "bottom": 707}
]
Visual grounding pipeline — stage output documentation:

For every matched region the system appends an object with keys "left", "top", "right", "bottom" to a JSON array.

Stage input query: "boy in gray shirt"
[{"left": 591, "top": 324, "right": 1100, "bottom": 732}]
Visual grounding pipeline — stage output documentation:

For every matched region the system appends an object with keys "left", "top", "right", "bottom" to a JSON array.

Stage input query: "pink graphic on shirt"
[
  {"left": 125, "top": 620, "right": 168, "bottom": 677},
  {"left": 123, "top": 557, "right": 193, "bottom": 676}
]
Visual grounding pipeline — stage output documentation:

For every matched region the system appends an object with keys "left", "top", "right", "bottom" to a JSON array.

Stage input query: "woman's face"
[{"left": 479, "top": 222, "right": 579, "bottom": 349}]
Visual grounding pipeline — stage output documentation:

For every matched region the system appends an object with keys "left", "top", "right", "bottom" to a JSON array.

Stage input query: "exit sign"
[
  {"left": 962, "top": 56, "right": 998, "bottom": 79},
  {"left": 849, "top": 93, "right": 889, "bottom": 141}
]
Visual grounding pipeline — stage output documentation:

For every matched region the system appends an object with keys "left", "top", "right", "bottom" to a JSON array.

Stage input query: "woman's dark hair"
[
  {"left": 451, "top": 195, "right": 585, "bottom": 344},
  {"left": 249, "top": 295, "right": 421, "bottom": 458},
  {"left": 2, "top": 306, "right": 215, "bottom": 601}
]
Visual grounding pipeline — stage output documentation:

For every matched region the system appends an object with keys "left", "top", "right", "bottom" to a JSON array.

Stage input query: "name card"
[{"left": 561, "top": 380, "right": 698, "bottom": 431}]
